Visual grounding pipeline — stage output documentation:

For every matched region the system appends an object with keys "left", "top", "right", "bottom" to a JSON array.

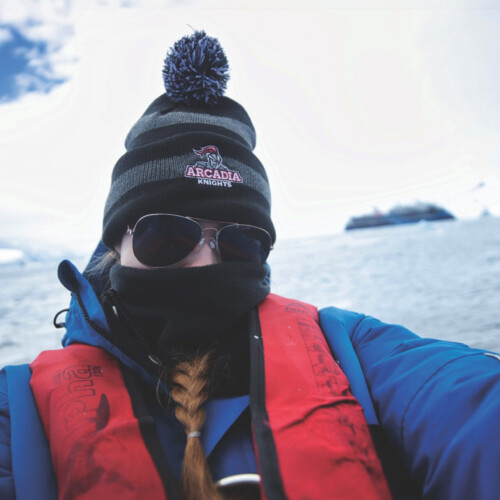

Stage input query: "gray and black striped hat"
[{"left": 102, "top": 31, "right": 274, "bottom": 249}]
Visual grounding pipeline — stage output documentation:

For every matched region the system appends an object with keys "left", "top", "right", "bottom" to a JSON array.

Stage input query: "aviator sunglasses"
[{"left": 126, "top": 213, "right": 273, "bottom": 268}]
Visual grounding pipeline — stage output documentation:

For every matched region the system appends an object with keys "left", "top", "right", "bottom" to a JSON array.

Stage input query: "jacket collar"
[
  {"left": 57, "top": 259, "right": 158, "bottom": 387},
  {"left": 58, "top": 259, "right": 109, "bottom": 342}
]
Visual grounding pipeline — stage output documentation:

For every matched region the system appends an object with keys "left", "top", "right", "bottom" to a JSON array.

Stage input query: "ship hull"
[{"left": 345, "top": 209, "right": 455, "bottom": 231}]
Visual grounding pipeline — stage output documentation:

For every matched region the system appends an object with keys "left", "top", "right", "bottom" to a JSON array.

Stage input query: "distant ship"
[{"left": 345, "top": 202, "right": 455, "bottom": 231}]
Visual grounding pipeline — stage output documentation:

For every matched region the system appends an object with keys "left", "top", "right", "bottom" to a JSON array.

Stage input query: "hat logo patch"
[{"left": 185, "top": 146, "right": 243, "bottom": 187}]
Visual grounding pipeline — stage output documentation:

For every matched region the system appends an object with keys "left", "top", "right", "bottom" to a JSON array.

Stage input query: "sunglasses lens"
[
  {"left": 218, "top": 225, "right": 271, "bottom": 265},
  {"left": 132, "top": 215, "right": 202, "bottom": 267}
]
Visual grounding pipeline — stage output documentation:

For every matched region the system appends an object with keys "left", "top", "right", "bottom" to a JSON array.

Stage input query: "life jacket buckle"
[{"left": 216, "top": 473, "right": 261, "bottom": 500}]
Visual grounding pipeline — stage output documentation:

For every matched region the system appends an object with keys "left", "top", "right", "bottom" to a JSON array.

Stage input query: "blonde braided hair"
[{"left": 170, "top": 352, "right": 223, "bottom": 500}]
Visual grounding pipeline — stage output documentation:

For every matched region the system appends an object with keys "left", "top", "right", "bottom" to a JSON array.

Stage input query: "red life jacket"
[{"left": 30, "top": 293, "right": 390, "bottom": 499}]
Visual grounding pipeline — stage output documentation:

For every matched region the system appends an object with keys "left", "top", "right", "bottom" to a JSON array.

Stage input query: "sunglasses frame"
[{"left": 126, "top": 213, "right": 273, "bottom": 268}]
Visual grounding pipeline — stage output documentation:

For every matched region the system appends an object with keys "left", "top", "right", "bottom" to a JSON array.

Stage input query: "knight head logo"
[
  {"left": 193, "top": 146, "right": 228, "bottom": 171},
  {"left": 185, "top": 145, "right": 243, "bottom": 187}
]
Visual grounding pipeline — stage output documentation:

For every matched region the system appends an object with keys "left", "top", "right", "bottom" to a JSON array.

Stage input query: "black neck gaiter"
[{"left": 107, "top": 262, "right": 270, "bottom": 394}]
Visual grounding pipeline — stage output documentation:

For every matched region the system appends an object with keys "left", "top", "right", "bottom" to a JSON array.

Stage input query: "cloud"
[
  {"left": 0, "top": 0, "right": 79, "bottom": 102},
  {"left": 0, "top": 21, "right": 76, "bottom": 102},
  {"left": 0, "top": 26, "right": 13, "bottom": 44}
]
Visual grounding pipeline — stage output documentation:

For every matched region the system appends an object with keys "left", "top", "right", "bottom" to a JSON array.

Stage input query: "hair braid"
[{"left": 170, "top": 352, "right": 222, "bottom": 500}]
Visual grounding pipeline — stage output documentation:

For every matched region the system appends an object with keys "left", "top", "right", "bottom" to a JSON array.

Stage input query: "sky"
[{"left": 1, "top": 0, "right": 499, "bottom": 255}]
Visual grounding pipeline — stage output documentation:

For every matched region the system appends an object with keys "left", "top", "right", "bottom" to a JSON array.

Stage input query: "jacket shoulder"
[
  {"left": 0, "top": 369, "right": 15, "bottom": 499},
  {"left": 0, "top": 364, "right": 57, "bottom": 500},
  {"left": 319, "top": 306, "right": 500, "bottom": 499}
]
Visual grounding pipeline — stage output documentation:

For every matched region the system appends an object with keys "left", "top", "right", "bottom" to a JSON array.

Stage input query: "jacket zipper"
[{"left": 73, "top": 291, "right": 115, "bottom": 342}]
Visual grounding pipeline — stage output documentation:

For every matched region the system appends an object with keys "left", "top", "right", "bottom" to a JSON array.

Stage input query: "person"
[{"left": 1, "top": 31, "right": 499, "bottom": 500}]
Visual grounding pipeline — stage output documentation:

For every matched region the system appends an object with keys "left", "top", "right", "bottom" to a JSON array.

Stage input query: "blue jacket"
[{"left": 1, "top": 259, "right": 500, "bottom": 499}]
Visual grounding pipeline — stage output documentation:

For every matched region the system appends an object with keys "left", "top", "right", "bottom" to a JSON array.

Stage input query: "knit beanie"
[{"left": 102, "top": 31, "right": 275, "bottom": 249}]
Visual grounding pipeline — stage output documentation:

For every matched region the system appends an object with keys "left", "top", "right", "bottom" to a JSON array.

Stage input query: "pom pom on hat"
[{"left": 162, "top": 30, "right": 230, "bottom": 106}]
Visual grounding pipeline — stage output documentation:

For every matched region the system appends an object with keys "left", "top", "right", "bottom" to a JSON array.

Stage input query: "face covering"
[{"left": 108, "top": 261, "right": 270, "bottom": 363}]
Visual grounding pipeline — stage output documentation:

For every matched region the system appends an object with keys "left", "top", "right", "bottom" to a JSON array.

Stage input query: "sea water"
[{"left": 1, "top": 216, "right": 499, "bottom": 366}]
